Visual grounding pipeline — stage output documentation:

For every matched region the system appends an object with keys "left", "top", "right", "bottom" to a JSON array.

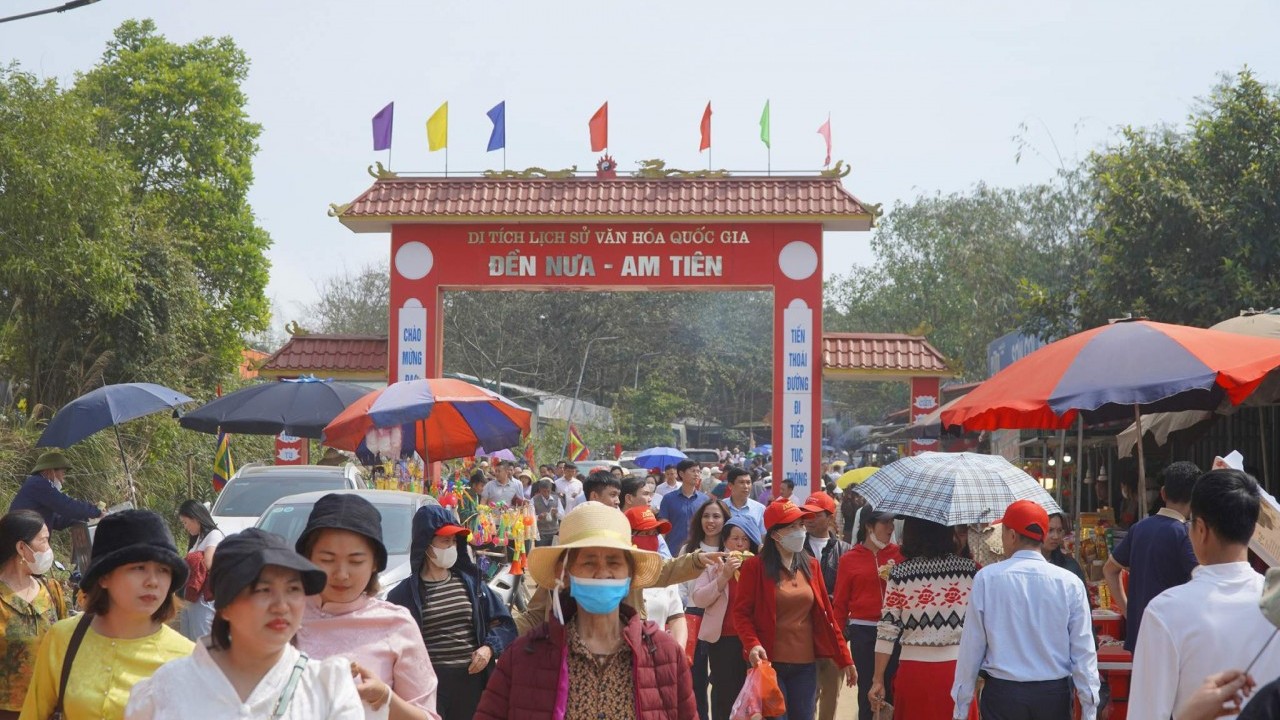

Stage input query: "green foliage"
[
  {"left": 825, "top": 172, "right": 1091, "bottom": 385},
  {"left": 615, "top": 374, "right": 689, "bottom": 448},
  {"left": 1035, "top": 69, "right": 1280, "bottom": 334},
  {"left": 74, "top": 19, "right": 272, "bottom": 389},
  {"left": 0, "top": 20, "right": 272, "bottom": 412}
]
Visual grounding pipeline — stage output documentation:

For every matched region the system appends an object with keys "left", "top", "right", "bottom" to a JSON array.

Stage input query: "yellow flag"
[{"left": 426, "top": 101, "right": 448, "bottom": 152}]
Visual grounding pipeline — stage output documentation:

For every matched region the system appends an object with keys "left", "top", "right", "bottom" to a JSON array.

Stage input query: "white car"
[
  {"left": 210, "top": 463, "right": 366, "bottom": 535},
  {"left": 254, "top": 489, "right": 439, "bottom": 599}
]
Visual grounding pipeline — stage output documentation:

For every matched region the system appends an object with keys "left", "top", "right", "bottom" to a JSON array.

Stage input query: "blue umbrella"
[
  {"left": 633, "top": 446, "right": 688, "bottom": 471},
  {"left": 39, "top": 383, "right": 193, "bottom": 448},
  {"left": 179, "top": 377, "right": 370, "bottom": 439},
  {"left": 750, "top": 443, "right": 772, "bottom": 456},
  {"left": 38, "top": 382, "right": 194, "bottom": 505}
]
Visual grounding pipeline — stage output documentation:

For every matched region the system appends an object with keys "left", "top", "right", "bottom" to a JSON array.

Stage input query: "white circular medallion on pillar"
[
  {"left": 778, "top": 241, "right": 818, "bottom": 280},
  {"left": 402, "top": 297, "right": 424, "bottom": 308},
  {"left": 394, "top": 242, "right": 434, "bottom": 280}
]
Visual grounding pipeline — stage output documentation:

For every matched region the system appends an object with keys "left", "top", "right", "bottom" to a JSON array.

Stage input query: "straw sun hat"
[{"left": 527, "top": 501, "right": 663, "bottom": 589}]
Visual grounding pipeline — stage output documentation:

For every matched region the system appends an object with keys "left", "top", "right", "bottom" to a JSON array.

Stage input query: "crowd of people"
[{"left": 3, "top": 448, "right": 1280, "bottom": 719}]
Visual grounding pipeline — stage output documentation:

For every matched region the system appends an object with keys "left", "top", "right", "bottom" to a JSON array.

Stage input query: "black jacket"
[
  {"left": 804, "top": 531, "right": 852, "bottom": 599},
  {"left": 387, "top": 505, "right": 517, "bottom": 678}
]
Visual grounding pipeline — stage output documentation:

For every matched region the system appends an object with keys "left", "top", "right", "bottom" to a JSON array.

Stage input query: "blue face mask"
[{"left": 569, "top": 575, "right": 632, "bottom": 614}]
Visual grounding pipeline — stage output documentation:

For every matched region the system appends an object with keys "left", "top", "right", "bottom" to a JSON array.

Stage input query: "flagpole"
[{"left": 445, "top": 146, "right": 449, "bottom": 177}]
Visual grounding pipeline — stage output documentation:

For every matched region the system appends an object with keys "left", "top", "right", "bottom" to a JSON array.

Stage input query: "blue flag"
[{"left": 486, "top": 101, "right": 506, "bottom": 152}]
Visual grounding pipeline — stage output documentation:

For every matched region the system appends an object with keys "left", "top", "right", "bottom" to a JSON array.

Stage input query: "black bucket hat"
[
  {"left": 294, "top": 493, "right": 388, "bottom": 572},
  {"left": 81, "top": 509, "right": 188, "bottom": 593},
  {"left": 210, "top": 528, "right": 328, "bottom": 608}
]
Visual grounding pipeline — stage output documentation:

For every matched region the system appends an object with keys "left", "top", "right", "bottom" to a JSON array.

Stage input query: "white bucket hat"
[{"left": 526, "top": 501, "right": 663, "bottom": 589}]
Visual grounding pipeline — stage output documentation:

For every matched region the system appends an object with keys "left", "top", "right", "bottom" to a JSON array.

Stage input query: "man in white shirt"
[
  {"left": 1129, "top": 469, "right": 1280, "bottom": 720},
  {"left": 653, "top": 465, "right": 680, "bottom": 502},
  {"left": 555, "top": 462, "right": 583, "bottom": 510},
  {"left": 481, "top": 459, "right": 525, "bottom": 506},
  {"left": 723, "top": 467, "right": 766, "bottom": 529},
  {"left": 951, "top": 499, "right": 1099, "bottom": 720}
]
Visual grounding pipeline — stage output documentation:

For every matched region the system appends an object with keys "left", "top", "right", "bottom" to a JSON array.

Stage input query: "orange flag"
[
  {"left": 699, "top": 102, "right": 712, "bottom": 152},
  {"left": 589, "top": 102, "right": 608, "bottom": 152}
]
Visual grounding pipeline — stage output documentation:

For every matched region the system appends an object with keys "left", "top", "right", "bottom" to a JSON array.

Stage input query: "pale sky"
[{"left": 6, "top": 0, "right": 1279, "bottom": 330}]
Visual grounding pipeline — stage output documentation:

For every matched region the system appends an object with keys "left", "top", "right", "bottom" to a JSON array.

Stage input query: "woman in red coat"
[
  {"left": 733, "top": 498, "right": 855, "bottom": 720},
  {"left": 475, "top": 501, "right": 697, "bottom": 720},
  {"left": 832, "top": 507, "right": 905, "bottom": 720}
]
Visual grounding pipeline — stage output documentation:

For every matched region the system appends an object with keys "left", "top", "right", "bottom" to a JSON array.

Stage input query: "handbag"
[
  {"left": 270, "top": 652, "right": 310, "bottom": 720},
  {"left": 48, "top": 613, "right": 93, "bottom": 720}
]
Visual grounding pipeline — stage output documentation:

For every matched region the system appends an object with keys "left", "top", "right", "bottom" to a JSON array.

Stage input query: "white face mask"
[
  {"left": 51, "top": 480, "right": 63, "bottom": 492},
  {"left": 23, "top": 544, "right": 54, "bottom": 575},
  {"left": 778, "top": 529, "right": 807, "bottom": 553},
  {"left": 867, "top": 533, "right": 887, "bottom": 551},
  {"left": 429, "top": 543, "right": 458, "bottom": 570}
]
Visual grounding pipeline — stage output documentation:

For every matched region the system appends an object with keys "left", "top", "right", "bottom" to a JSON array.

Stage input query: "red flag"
[
  {"left": 524, "top": 443, "right": 535, "bottom": 469},
  {"left": 589, "top": 102, "right": 608, "bottom": 152},
  {"left": 567, "top": 425, "right": 589, "bottom": 462},
  {"left": 699, "top": 102, "right": 712, "bottom": 152},
  {"left": 613, "top": 443, "right": 623, "bottom": 460},
  {"left": 817, "top": 114, "right": 832, "bottom": 167}
]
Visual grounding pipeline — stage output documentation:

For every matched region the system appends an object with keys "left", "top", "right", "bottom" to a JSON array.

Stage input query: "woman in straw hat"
[
  {"left": 124, "top": 528, "right": 363, "bottom": 719},
  {"left": 733, "top": 498, "right": 855, "bottom": 720},
  {"left": 20, "top": 510, "right": 193, "bottom": 720},
  {"left": 475, "top": 501, "right": 697, "bottom": 720}
]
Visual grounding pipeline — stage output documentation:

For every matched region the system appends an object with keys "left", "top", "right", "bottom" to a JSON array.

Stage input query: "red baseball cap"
[
  {"left": 624, "top": 506, "right": 672, "bottom": 534},
  {"left": 801, "top": 492, "right": 837, "bottom": 515},
  {"left": 995, "top": 499, "right": 1050, "bottom": 542},
  {"left": 435, "top": 523, "right": 470, "bottom": 538},
  {"left": 763, "top": 498, "right": 814, "bottom": 531}
]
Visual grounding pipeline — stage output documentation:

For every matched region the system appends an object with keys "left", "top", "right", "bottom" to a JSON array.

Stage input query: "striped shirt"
[{"left": 419, "top": 574, "right": 478, "bottom": 668}]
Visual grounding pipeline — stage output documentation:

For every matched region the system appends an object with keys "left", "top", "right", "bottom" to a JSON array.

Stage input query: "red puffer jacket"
[{"left": 475, "top": 599, "right": 697, "bottom": 720}]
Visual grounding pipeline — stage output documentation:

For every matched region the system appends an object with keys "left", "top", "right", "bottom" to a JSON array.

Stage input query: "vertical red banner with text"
[
  {"left": 909, "top": 377, "right": 941, "bottom": 456},
  {"left": 274, "top": 433, "right": 309, "bottom": 465}
]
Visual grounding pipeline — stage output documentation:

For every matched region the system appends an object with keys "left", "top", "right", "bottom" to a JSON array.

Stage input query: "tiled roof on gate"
[
  {"left": 335, "top": 176, "right": 874, "bottom": 232},
  {"left": 822, "top": 333, "right": 953, "bottom": 375},
  {"left": 258, "top": 334, "right": 388, "bottom": 378}
]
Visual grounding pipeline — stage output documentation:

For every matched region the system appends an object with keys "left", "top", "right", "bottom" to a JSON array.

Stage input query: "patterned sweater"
[{"left": 876, "top": 554, "right": 979, "bottom": 662}]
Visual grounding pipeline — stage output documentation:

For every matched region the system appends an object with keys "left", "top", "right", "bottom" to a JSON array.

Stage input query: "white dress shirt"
[
  {"left": 554, "top": 476, "right": 583, "bottom": 509},
  {"left": 951, "top": 550, "right": 1099, "bottom": 720},
  {"left": 126, "top": 641, "right": 364, "bottom": 720},
  {"left": 1129, "top": 561, "right": 1280, "bottom": 720}
]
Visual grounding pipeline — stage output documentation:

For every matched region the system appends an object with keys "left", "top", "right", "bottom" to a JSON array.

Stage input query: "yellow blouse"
[
  {"left": 0, "top": 577, "right": 67, "bottom": 711},
  {"left": 19, "top": 615, "right": 193, "bottom": 720}
]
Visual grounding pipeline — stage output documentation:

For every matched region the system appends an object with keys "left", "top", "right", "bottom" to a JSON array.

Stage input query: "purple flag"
[{"left": 372, "top": 102, "right": 394, "bottom": 151}]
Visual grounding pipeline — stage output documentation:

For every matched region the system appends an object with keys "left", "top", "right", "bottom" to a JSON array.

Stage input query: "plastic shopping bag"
[
  {"left": 729, "top": 667, "right": 764, "bottom": 720},
  {"left": 684, "top": 607, "right": 704, "bottom": 666},
  {"left": 756, "top": 660, "right": 787, "bottom": 718}
]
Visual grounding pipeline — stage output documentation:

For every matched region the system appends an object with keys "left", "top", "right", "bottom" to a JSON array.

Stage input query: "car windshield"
[
  {"left": 213, "top": 476, "right": 351, "bottom": 517},
  {"left": 258, "top": 501, "right": 416, "bottom": 555}
]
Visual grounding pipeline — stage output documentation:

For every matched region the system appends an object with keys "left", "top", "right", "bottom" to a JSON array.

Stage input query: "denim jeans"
[{"left": 770, "top": 661, "right": 818, "bottom": 720}]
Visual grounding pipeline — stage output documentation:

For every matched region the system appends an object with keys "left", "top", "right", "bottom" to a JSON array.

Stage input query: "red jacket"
[
  {"left": 475, "top": 600, "right": 697, "bottom": 720},
  {"left": 832, "top": 543, "right": 906, "bottom": 624},
  {"left": 731, "top": 554, "right": 854, "bottom": 667}
]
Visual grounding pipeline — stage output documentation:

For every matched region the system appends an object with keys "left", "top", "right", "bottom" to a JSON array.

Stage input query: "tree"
[
  {"left": 0, "top": 68, "right": 138, "bottom": 407},
  {"left": 74, "top": 19, "right": 272, "bottom": 387},
  {"left": 307, "top": 263, "right": 390, "bottom": 335},
  {"left": 615, "top": 374, "right": 690, "bottom": 448},
  {"left": 1032, "top": 69, "right": 1280, "bottom": 335},
  {"left": 826, "top": 173, "right": 1091, "bottom": 384}
]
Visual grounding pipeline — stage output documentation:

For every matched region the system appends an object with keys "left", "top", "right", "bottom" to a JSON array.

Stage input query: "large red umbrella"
[
  {"left": 322, "top": 378, "right": 532, "bottom": 461},
  {"left": 941, "top": 320, "right": 1280, "bottom": 514}
]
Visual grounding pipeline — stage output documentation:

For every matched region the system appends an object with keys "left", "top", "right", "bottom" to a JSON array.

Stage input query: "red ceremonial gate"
[{"left": 333, "top": 169, "right": 874, "bottom": 495}]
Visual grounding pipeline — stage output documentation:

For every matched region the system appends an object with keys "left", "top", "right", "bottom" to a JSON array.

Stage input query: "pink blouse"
[{"left": 297, "top": 594, "right": 439, "bottom": 718}]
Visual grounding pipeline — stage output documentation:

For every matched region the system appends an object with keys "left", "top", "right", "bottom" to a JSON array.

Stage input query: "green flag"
[{"left": 760, "top": 100, "right": 771, "bottom": 148}]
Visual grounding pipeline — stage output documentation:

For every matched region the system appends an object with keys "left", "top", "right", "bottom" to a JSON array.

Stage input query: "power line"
[{"left": 0, "top": 0, "right": 102, "bottom": 25}]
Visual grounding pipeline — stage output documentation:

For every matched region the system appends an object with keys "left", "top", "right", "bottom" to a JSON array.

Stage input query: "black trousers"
[
  {"left": 707, "top": 635, "right": 749, "bottom": 720},
  {"left": 848, "top": 624, "right": 899, "bottom": 720},
  {"left": 434, "top": 664, "right": 487, "bottom": 720},
  {"left": 692, "top": 639, "right": 710, "bottom": 720},
  {"left": 978, "top": 675, "right": 1072, "bottom": 720}
]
